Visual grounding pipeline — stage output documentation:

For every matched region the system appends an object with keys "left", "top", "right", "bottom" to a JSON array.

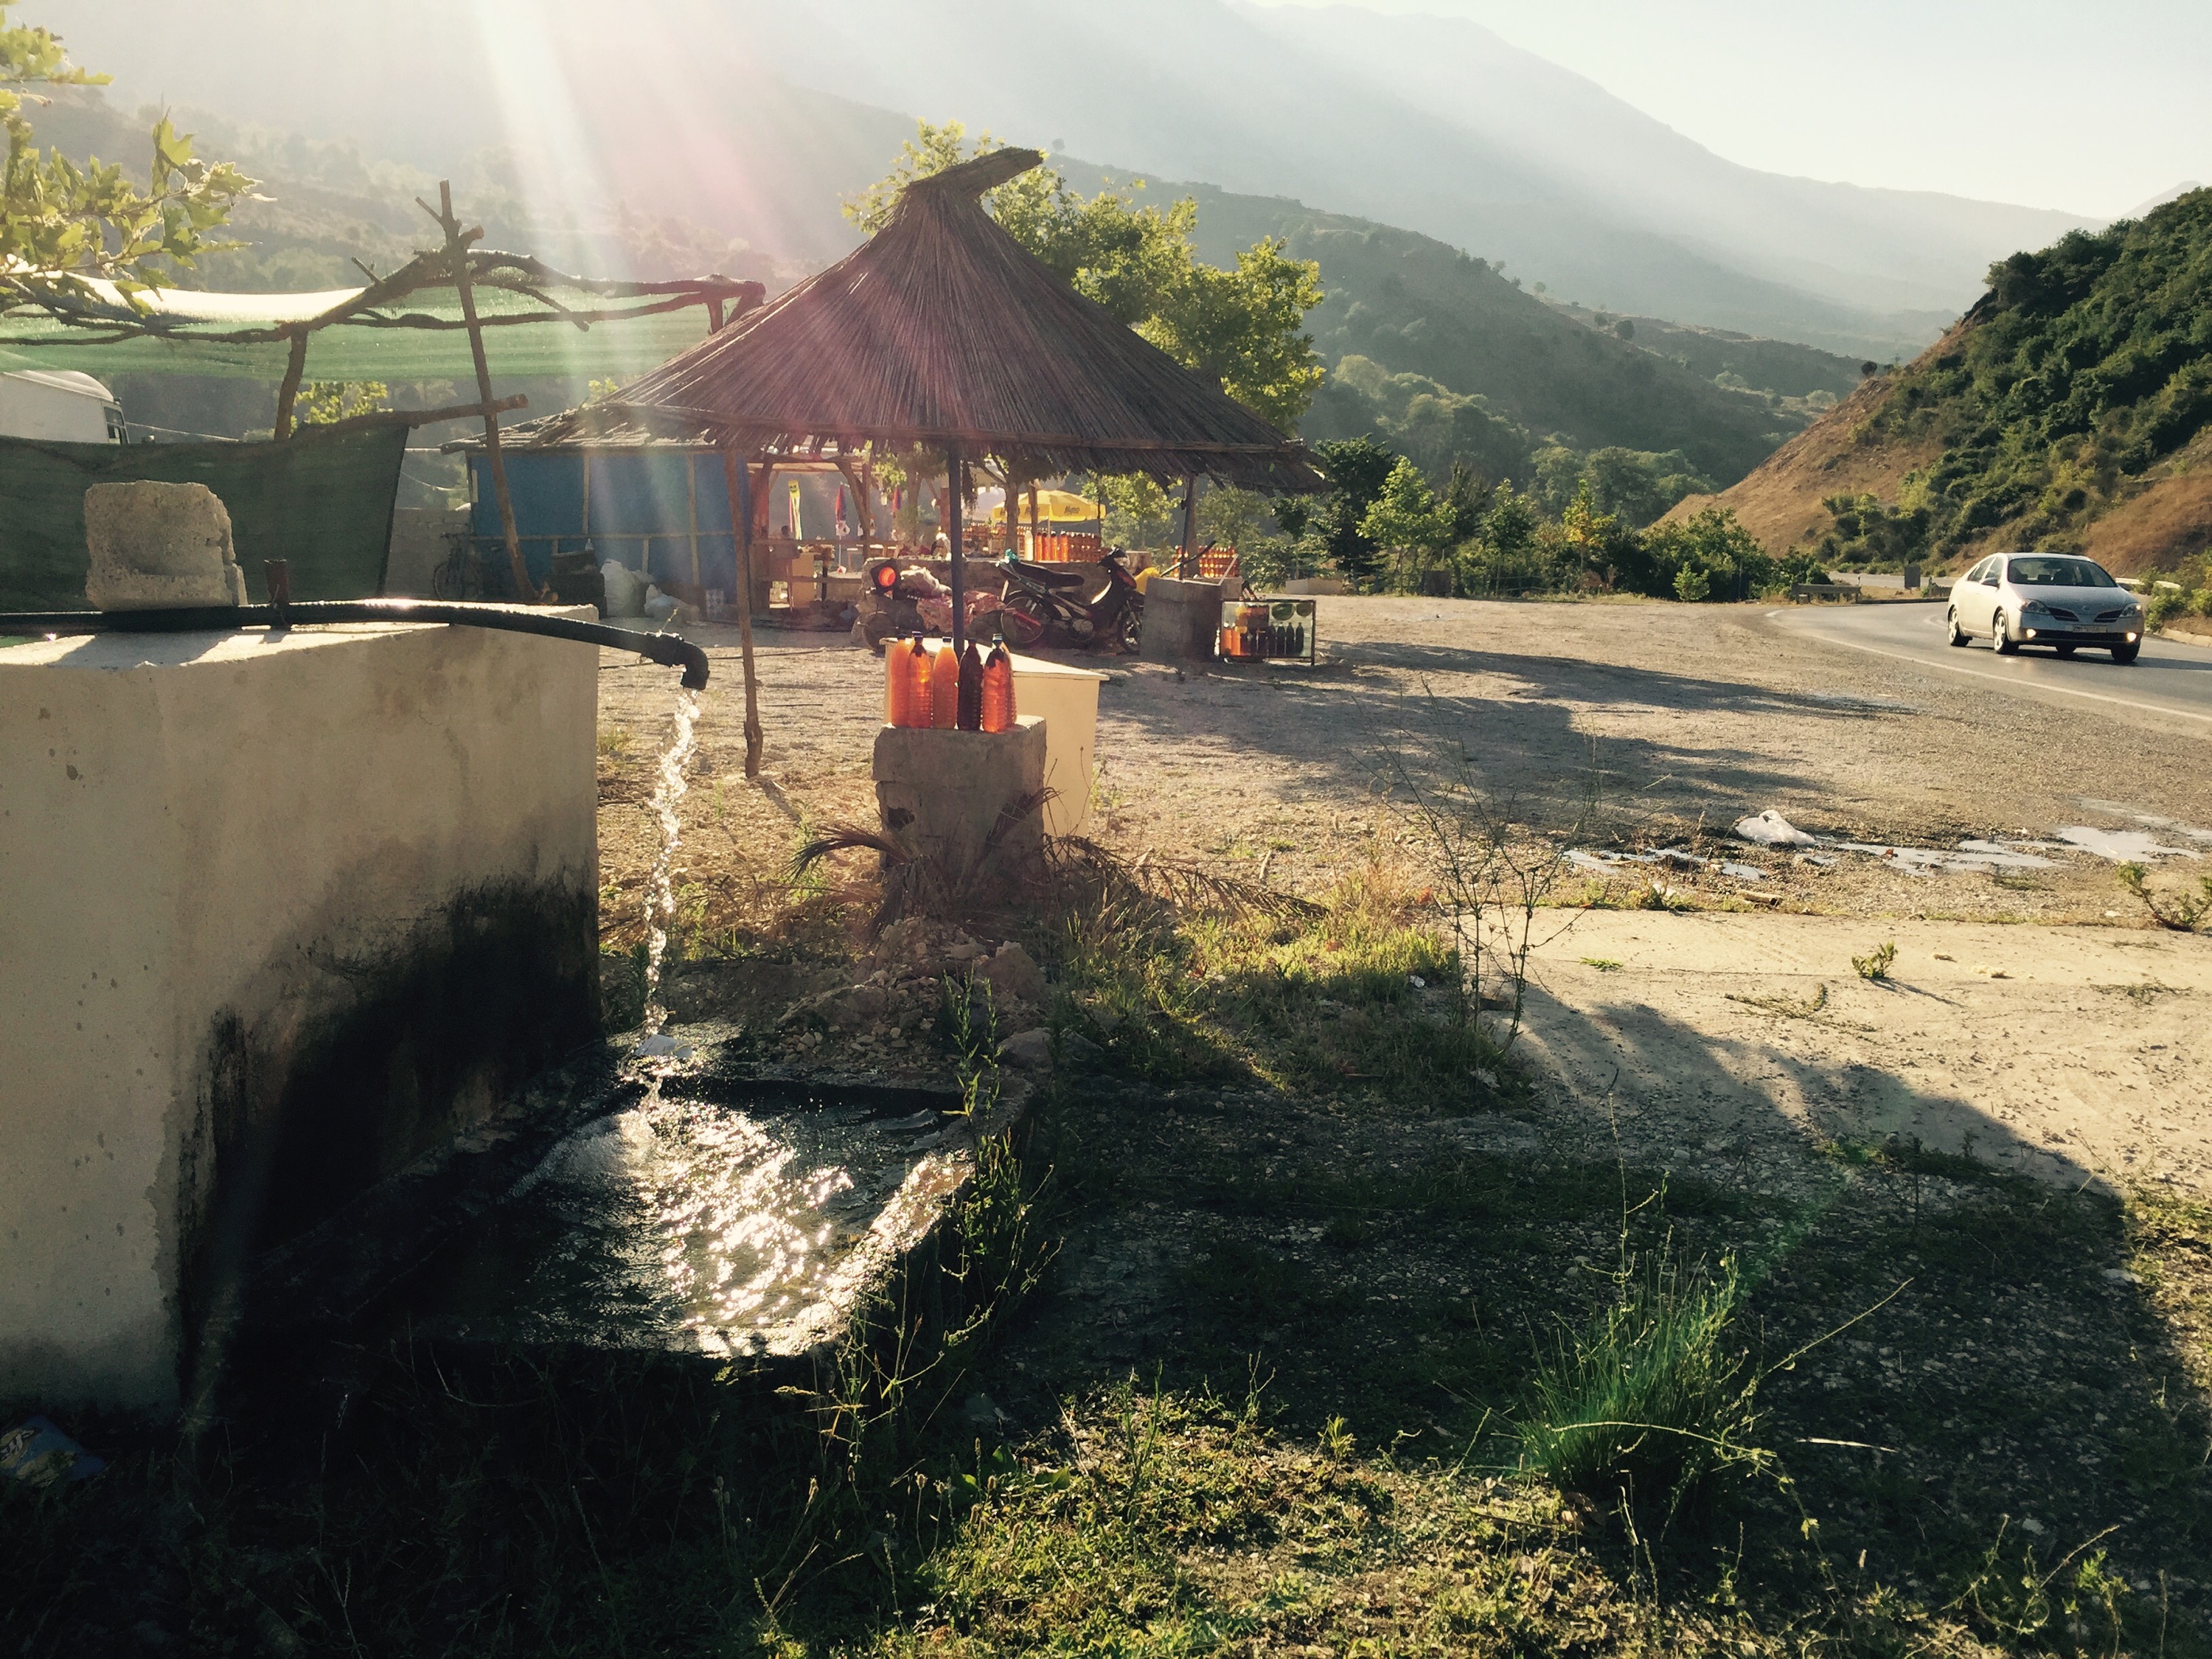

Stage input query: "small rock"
[
  {"left": 998, "top": 1028, "right": 1054, "bottom": 1069},
  {"left": 979, "top": 942, "right": 1046, "bottom": 1003},
  {"left": 2101, "top": 1267, "right": 2141, "bottom": 1284},
  {"left": 1062, "top": 1032, "right": 1105, "bottom": 1065},
  {"left": 944, "top": 939, "right": 984, "bottom": 964},
  {"left": 2018, "top": 1516, "right": 2045, "bottom": 1536}
]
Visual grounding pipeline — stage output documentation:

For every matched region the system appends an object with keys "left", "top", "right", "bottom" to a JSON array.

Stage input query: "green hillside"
[
  {"left": 1177, "top": 187, "right": 1808, "bottom": 484},
  {"left": 1789, "top": 189, "right": 2212, "bottom": 566}
]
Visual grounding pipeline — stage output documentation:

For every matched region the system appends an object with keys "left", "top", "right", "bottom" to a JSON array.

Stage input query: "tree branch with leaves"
[{"left": 1, "top": 2, "right": 255, "bottom": 319}]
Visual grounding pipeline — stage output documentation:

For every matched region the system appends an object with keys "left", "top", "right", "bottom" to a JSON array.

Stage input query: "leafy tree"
[
  {"left": 1359, "top": 455, "right": 1455, "bottom": 587},
  {"left": 1, "top": 4, "right": 254, "bottom": 316},
  {"left": 1542, "top": 484, "right": 1649, "bottom": 591},
  {"left": 846, "top": 121, "right": 1324, "bottom": 429},
  {"left": 1644, "top": 505, "right": 1797, "bottom": 599},
  {"left": 294, "top": 380, "right": 389, "bottom": 426},
  {"left": 1288, "top": 434, "right": 1397, "bottom": 587},
  {"left": 1083, "top": 472, "right": 1175, "bottom": 551},
  {"left": 1441, "top": 459, "right": 1492, "bottom": 542}
]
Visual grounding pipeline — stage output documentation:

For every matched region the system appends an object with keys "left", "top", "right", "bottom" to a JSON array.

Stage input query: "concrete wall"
[{"left": 0, "top": 619, "right": 599, "bottom": 1414}]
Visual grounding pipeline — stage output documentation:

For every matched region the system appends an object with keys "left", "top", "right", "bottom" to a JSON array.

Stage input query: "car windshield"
[{"left": 2007, "top": 556, "right": 2115, "bottom": 588}]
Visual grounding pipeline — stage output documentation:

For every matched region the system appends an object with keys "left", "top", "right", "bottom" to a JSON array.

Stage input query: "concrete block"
[
  {"left": 872, "top": 717, "right": 1047, "bottom": 883},
  {"left": 83, "top": 480, "right": 248, "bottom": 611},
  {"left": 908, "top": 642, "right": 1100, "bottom": 839},
  {"left": 0, "top": 616, "right": 600, "bottom": 1414},
  {"left": 1139, "top": 575, "right": 1227, "bottom": 667}
]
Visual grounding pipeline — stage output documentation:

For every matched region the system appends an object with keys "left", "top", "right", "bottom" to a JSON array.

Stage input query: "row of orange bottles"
[{"left": 886, "top": 633, "right": 1018, "bottom": 733}]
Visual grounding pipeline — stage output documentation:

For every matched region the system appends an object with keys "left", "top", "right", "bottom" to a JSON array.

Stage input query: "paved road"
[{"left": 1769, "top": 600, "right": 2212, "bottom": 727}]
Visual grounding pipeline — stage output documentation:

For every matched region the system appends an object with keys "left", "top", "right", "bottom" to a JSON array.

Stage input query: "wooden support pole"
[
  {"left": 1178, "top": 476, "right": 1199, "bottom": 578},
  {"left": 271, "top": 333, "right": 308, "bottom": 440},
  {"left": 947, "top": 442, "right": 966, "bottom": 655},
  {"left": 719, "top": 443, "right": 765, "bottom": 777},
  {"left": 426, "top": 179, "right": 535, "bottom": 602}
]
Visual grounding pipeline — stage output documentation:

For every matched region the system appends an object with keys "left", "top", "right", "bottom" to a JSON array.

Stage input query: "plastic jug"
[{"left": 930, "top": 639, "right": 959, "bottom": 728}]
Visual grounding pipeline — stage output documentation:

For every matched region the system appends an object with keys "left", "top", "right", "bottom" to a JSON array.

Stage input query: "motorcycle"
[
  {"left": 993, "top": 546, "right": 1143, "bottom": 652},
  {"left": 852, "top": 554, "right": 1011, "bottom": 650}
]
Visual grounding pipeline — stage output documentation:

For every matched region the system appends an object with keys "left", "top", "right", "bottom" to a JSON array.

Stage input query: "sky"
[{"left": 1250, "top": 0, "right": 2211, "bottom": 216}]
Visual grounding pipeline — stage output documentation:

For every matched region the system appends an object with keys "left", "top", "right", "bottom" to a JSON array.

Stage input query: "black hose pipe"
[{"left": 0, "top": 599, "right": 711, "bottom": 689}]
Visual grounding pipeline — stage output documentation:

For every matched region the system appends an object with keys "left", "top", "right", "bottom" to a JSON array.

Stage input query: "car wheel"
[
  {"left": 1947, "top": 608, "right": 1969, "bottom": 647},
  {"left": 2112, "top": 641, "right": 2140, "bottom": 664},
  {"left": 1993, "top": 614, "right": 2019, "bottom": 655},
  {"left": 2054, "top": 642, "right": 2076, "bottom": 657}
]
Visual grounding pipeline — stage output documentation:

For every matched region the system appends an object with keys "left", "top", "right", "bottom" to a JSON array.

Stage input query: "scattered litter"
[
  {"left": 1718, "top": 861, "right": 1768, "bottom": 880},
  {"left": 1736, "top": 810, "right": 1820, "bottom": 848},
  {"left": 2055, "top": 825, "right": 2202, "bottom": 863},
  {"left": 1408, "top": 974, "right": 1427, "bottom": 988},
  {"left": 1, "top": 1417, "right": 103, "bottom": 1486},
  {"left": 1795, "top": 852, "right": 1839, "bottom": 868},
  {"left": 633, "top": 1032, "right": 694, "bottom": 1060},
  {"left": 1934, "top": 953, "right": 1955, "bottom": 961},
  {"left": 2018, "top": 1517, "right": 2046, "bottom": 1537},
  {"left": 2101, "top": 1267, "right": 2142, "bottom": 1284}
]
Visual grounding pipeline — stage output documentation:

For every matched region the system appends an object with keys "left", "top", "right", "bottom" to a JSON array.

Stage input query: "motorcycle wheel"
[
  {"left": 1115, "top": 605, "right": 1142, "bottom": 653},
  {"left": 997, "top": 606, "right": 1048, "bottom": 648}
]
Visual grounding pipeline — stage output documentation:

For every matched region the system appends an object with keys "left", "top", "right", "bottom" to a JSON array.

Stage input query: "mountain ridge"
[{"left": 27, "top": 0, "right": 2084, "bottom": 359}]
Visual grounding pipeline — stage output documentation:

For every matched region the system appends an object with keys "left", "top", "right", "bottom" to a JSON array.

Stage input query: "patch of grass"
[
  {"left": 596, "top": 722, "right": 633, "bottom": 759},
  {"left": 1582, "top": 956, "right": 1624, "bottom": 970},
  {"left": 1515, "top": 1244, "right": 1771, "bottom": 1517},
  {"left": 1051, "top": 858, "right": 1509, "bottom": 1105}
]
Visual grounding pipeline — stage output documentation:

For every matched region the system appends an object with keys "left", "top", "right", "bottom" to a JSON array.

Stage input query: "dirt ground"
[{"left": 597, "top": 596, "right": 2212, "bottom": 1194}]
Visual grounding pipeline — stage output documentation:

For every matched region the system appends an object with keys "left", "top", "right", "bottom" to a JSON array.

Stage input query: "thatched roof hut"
[{"left": 586, "top": 147, "right": 1326, "bottom": 494}]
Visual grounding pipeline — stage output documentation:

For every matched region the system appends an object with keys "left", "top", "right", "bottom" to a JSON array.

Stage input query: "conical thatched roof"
[{"left": 588, "top": 149, "right": 1326, "bottom": 492}]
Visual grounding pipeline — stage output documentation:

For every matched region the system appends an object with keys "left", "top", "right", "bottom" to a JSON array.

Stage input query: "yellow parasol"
[{"left": 987, "top": 487, "right": 1102, "bottom": 524}]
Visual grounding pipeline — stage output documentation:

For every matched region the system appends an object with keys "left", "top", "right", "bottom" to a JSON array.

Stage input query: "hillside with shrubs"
[{"left": 1679, "top": 189, "right": 2212, "bottom": 593}]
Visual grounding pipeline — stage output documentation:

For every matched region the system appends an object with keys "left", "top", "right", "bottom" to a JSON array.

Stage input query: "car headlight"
[{"left": 2021, "top": 599, "right": 2052, "bottom": 616}]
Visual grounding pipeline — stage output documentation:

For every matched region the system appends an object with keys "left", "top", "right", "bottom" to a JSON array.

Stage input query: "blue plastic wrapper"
[{"left": 1, "top": 1416, "right": 105, "bottom": 1486}]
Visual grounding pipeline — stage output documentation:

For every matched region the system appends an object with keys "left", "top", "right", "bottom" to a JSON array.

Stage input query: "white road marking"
[{"left": 1771, "top": 619, "right": 2212, "bottom": 725}]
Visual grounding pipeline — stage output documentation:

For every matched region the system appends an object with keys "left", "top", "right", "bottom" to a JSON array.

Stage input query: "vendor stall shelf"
[{"left": 1217, "top": 597, "right": 1317, "bottom": 665}]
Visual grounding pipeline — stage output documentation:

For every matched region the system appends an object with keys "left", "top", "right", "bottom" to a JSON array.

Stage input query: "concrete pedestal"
[
  {"left": 0, "top": 617, "right": 600, "bottom": 1413},
  {"left": 872, "top": 717, "right": 1047, "bottom": 883},
  {"left": 1139, "top": 575, "right": 1227, "bottom": 667}
]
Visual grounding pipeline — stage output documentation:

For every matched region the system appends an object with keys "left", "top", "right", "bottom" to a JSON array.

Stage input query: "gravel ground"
[
  {"left": 599, "top": 597, "right": 2212, "bottom": 929},
  {"left": 597, "top": 598, "right": 2212, "bottom": 1199}
]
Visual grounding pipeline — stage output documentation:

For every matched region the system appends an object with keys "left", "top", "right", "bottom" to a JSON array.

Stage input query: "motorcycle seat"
[{"left": 1008, "top": 560, "right": 1091, "bottom": 588}]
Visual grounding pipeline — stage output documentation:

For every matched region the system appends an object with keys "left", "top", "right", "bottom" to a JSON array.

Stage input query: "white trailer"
[{"left": 0, "top": 369, "right": 126, "bottom": 443}]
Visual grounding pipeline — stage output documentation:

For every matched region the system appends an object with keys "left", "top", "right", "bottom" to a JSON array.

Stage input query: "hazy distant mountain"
[{"left": 32, "top": 0, "right": 2087, "bottom": 358}]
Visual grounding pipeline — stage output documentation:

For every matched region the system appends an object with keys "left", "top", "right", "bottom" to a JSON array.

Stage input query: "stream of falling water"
[{"left": 636, "top": 686, "right": 702, "bottom": 1054}]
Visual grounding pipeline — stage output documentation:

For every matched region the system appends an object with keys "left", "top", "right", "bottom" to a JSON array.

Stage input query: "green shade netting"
[
  {"left": 0, "top": 425, "right": 406, "bottom": 611},
  {"left": 0, "top": 284, "right": 712, "bottom": 380}
]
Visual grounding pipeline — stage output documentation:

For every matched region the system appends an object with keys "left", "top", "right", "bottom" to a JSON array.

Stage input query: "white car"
[{"left": 1947, "top": 552, "right": 2144, "bottom": 663}]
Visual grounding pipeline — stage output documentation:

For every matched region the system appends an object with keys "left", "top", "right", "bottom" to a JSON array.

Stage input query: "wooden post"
[
  {"left": 271, "top": 333, "right": 308, "bottom": 440},
  {"left": 719, "top": 442, "right": 765, "bottom": 778},
  {"left": 947, "top": 442, "right": 965, "bottom": 655},
  {"left": 1028, "top": 482, "right": 1040, "bottom": 558},
  {"left": 1178, "top": 476, "right": 1199, "bottom": 578},
  {"left": 423, "top": 179, "right": 534, "bottom": 602},
  {"left": 686, "top": 451, "right": 703, "bottom": 589}
]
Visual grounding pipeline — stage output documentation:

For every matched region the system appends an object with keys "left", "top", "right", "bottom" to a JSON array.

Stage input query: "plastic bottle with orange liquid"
[
  {"left": 929, "top": 639, "right": 959, "bottom": 728},
  {"left": 905, "top": 630, "right": 934, "bottom": 727},
  {"left": 885, "top": 634, "right": 914, "bottom": 726},
  {"left": 980, "top": 630, "right": 1016, "bottom": 733},
  {"left": 956, "top": 640, "right": 984, "bottom": 730}
]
